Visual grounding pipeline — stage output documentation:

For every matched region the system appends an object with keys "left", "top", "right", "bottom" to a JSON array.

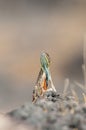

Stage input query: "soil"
[{"left": 7, "top": 91, "right": 86, "bottom": 130}]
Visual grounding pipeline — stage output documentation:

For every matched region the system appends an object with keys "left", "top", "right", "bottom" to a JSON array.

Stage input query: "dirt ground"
[{"left": 0, "top": 90, "right": 84, "bottom": 130}]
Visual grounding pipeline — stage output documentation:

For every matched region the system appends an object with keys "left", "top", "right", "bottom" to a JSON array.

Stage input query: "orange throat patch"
[{"left": 42, "top": 79, "right": 48, "bottom": 90}]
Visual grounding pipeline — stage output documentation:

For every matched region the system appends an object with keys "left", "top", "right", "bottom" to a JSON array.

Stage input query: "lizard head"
[
  {"left": 40, "top": 52, "right": 51, "bottom": 84},
  {"left": 40, "top": 52, "right": 51, "bottom": 69}
]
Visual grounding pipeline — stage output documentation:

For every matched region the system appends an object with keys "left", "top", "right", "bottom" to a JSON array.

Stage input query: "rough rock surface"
[{"left": 7, "top": 91, "right": 86, "bottom": 130}]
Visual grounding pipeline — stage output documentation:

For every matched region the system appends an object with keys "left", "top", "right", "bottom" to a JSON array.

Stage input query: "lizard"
[{"left": 32, "top": 52, "right": 56, "bottom": 103}]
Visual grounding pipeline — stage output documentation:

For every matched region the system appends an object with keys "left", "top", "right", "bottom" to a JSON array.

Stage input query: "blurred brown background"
[{"left": 0, "top": 0, "right": 86, "bottom": 112}]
